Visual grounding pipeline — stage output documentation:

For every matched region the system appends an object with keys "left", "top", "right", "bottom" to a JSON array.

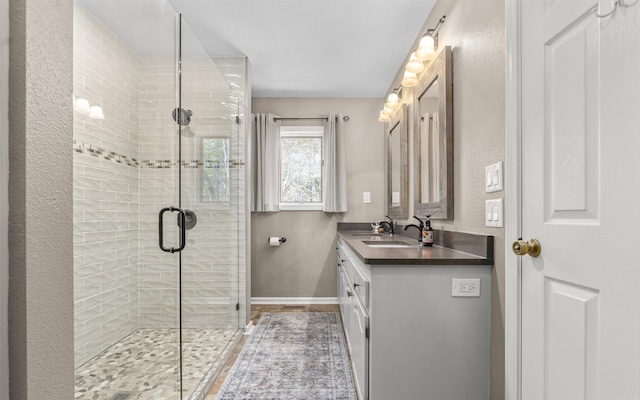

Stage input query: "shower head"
[{"left": 172, "top": 107, "right": 192, "bottom": 126}]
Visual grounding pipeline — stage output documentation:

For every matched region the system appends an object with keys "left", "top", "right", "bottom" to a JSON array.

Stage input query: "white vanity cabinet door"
[
  {"left": 337, "top": 264, "right": 352, "bottom": 345},
  {"left": 350, "top": 296, "right": 369, "bottom": 400}
]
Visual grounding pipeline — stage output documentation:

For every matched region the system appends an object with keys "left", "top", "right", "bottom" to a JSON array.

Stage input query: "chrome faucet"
[
  {"left": 403, "top": 216, "right": 425, "bottom": 245},
  {"left": 379, "top": 215, "right": 396, "bottom": 236}
]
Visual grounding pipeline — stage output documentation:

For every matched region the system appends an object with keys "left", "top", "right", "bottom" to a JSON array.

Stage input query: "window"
[
  {"left": 201, "top": 136, "right": 230, "bottom": 204},
  {"left": 279, "top": 126, "right": 324, "bottom": 210}
]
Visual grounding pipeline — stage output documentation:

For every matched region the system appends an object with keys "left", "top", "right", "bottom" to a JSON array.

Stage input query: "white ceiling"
[{"left": 79, "top": 0, "right": 436, "bottom": 98}]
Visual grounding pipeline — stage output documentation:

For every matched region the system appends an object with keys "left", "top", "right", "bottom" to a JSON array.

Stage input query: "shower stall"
[{"left": 72, "top": 2, "right": 249, "bottom": 399}]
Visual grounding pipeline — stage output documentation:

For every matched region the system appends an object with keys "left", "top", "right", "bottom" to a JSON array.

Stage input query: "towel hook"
[{"left": 596, "top": 0, "right": 619, "bottom": 17}]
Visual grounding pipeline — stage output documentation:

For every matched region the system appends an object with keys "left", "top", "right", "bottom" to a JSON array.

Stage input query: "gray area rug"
[{"left": 216, "top": 312, "right": 357, "bottom": 400}]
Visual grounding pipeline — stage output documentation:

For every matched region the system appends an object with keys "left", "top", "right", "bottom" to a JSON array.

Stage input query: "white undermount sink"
[{"left": 361, "top": 240, "right": 416, "bottom": 248}]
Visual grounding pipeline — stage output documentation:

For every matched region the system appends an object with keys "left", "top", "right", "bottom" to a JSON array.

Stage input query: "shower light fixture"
[
  {"left": 89, "top": 106, "right": 105, "bottom": 120},
  {"left": 74, "top": 98, "right": 91, "bottom": 115},
  {"left": 74, "top": 96, "right": 105, "bottom": 119}
]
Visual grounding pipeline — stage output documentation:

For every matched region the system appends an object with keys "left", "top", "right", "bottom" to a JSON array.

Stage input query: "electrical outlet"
[
  {"left": 363, "top": 192, "right": 371, "bottom": 204},
  {"left": 452, "top": 278, "right": 481, "bottom": 297}
]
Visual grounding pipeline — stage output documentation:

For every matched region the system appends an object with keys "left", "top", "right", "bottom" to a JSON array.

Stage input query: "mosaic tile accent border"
[
  {"left": 73, "top": 140, "right": 140, "bottom": 167},
  {"left": 73, "top": 140, "right": 245, "bottom": 169}
]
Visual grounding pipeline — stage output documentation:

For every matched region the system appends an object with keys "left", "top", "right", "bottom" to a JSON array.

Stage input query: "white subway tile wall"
[{"left": 73, "top": 4, "right": 247, "bottom": 367}]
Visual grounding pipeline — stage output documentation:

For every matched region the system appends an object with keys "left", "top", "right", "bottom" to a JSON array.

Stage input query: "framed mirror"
[
  {"left": 414, "top": 46, "right": 453, "bottom": 219},
  {"left": 387, "top": 103, "right": 409, "bottom": 219}
]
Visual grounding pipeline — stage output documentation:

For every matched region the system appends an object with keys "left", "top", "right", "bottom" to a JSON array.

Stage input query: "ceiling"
[{"left": 79, "top": 0, "right": 436, "bottom": 98}]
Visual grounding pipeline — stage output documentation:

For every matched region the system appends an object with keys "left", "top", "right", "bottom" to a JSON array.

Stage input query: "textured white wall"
[
  {"left": 251, "top": 98, "right": 385, "bottom": 298},
  {"left": 386, "top": 1, "right": 506, "bottom": 398},
  {"left": 0, "top": 0, "right": 8, "bottom": 397},
  {"left": 8, "top": 0, "right": 74, "bottom": 398}
]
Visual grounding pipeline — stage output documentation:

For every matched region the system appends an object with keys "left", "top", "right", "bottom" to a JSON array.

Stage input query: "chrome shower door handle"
[{"left": 159, "top": 206, "right": 187, "bottom": 253}]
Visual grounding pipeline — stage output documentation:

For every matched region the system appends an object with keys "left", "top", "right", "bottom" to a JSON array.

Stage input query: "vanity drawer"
[{"left": 351, "top": 262, "right": 370, "bottom": 309}]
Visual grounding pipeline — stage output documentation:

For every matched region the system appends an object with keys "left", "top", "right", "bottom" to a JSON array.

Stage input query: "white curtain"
[
  {"left": 322, "top": 113, "right": 348, "bottom": 212},
  {"left": 431, "top": 112, "right": 440, "bottom": 202},
  {"left": 420, "top": 114, "right": 430, "bottom": 202},
  {"left": 420, "top": 112, "right": 440, "bottom": 203},
  {"left": 251, "top": 113, "right": 281, "bottom": 212}
]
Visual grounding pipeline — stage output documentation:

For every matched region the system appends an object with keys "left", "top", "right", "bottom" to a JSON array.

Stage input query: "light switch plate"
[
  {"left": 363, "top": 192, "right": 371, "bottom": 204},
  {"left": 485, "top": 199, "right": 503, "bottom": 227},
  {"left": 485, "top": 161, "right": 503, "bottom": 193}
]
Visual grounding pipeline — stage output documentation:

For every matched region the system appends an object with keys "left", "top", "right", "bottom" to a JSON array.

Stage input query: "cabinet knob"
[
  {"left": 353, "top": 283, "right": 360, "bottom": 288},
  {"left": 347, "top": 290, "right": 353, "bottom": 297}
]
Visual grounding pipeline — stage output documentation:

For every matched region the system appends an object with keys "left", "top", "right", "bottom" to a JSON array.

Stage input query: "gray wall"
[
  {"left": 8, "top": 0, "right": 74, "bottom": 399},
  {"left": 251, "top": 98, "right": 385, "bottom": 298},
  {"left": 387, "top": 1, "right": 506, "bottom": 398},
  {"left": 0, "top": 0, "right": 8, "bottom": 396}
]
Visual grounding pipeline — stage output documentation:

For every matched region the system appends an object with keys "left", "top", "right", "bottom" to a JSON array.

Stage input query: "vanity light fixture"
[
  {"left": 401, "top": 15, "right": 446, "bottom": 88},
  {"left": 401, "top": 70, "right": 419, "bottom": 87},
  {"left": 415, "top": 15, "right": 446, "bottom": 61},
  {"left": 378, "top": 110, "right": 391, "bottom": 122},
  {"left": 382, "top": 105, "right": 396, "bottom": 116},
  {"left": 405, "top": 52, "right": 425, "bottom": 74},
  {"left": 385, "top": 91, "right": 401, "bottom": 111}
]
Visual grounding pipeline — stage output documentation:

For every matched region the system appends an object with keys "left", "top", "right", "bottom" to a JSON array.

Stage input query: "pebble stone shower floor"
[{"left": 74, "top": 328, "right": 241, "bottom": 400}]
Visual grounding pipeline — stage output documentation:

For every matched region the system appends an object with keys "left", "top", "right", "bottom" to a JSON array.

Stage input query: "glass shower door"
[{"left": 171, "top": 15, "right": 242, "bottom": 399}]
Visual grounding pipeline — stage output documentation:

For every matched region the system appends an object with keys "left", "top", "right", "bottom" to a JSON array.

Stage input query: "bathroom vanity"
[{"left": 337, "top": 227, "right": 493, "bottom": 400}]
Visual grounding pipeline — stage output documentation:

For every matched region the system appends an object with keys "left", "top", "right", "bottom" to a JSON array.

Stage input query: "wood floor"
[{"left": 204, "top": 304, "right": 340, "bottom": 399}]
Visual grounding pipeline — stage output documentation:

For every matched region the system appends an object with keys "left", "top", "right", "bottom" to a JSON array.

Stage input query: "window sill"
[{"left": 279, "top": 203, "right": 324, "bottom": 211}]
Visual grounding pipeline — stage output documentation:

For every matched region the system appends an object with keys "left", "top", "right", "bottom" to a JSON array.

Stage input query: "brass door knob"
[{"left": 512, "top": 238, "right": 541, "bottom": 257}]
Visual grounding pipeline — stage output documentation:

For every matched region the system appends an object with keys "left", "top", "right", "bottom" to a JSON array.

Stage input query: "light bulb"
[
  {"left": 401, "top": 71, "right": 418, "bottom": 88},
  {"left": 405, "top": 52, "right": 425, "bottom": 74},
  {"left": 89, "top": 106, "right": 105, "bottom": 120},
  {"left": 74, "top": 98, "right": 91, "bottom": 114},
  {"left": 378, "top": 111, "right": 391, "bottom": 122},
  {"left": 415, "top": 34, "right": 436, "bottom": 61}
]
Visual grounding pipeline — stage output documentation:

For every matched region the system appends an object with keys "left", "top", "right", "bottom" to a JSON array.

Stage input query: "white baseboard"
[{"left": 251, "top": 297, "right": 339, "bottom": 305}]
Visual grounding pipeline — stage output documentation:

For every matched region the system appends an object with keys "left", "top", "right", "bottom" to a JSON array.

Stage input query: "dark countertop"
[{"left": 338, "top": 230, "right": 494, "bottom": 266}]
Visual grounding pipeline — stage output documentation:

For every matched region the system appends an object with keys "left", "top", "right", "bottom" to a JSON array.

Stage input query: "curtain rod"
[{"left": 273, "top": 116, "right": 350, "bottom": 122}]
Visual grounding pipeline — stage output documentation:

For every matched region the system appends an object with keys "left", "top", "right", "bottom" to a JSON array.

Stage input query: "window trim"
[{"left": 279, "top": 125, "right": 324, "bottom": 211}]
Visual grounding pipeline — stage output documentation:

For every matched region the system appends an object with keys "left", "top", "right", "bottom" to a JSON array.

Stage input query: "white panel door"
[{"left": 520, "top": 0, "right": 640, "bottom": 398}]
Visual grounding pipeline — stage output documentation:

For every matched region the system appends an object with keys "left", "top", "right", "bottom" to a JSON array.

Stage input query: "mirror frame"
[
  {"left": 414, "top": 46, "right": 453, "bottom": 220},
  {"left": 387, "top": 103, "right": 409, "bottom": 219}
]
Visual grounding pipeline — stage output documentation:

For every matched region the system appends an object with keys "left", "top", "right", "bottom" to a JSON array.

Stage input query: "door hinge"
[
  {"left": 235, "top": 302, "right": 240, "bottom": 311},
  {"left": 365, "top": 327, "right": 370, "bottom": 339}
]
